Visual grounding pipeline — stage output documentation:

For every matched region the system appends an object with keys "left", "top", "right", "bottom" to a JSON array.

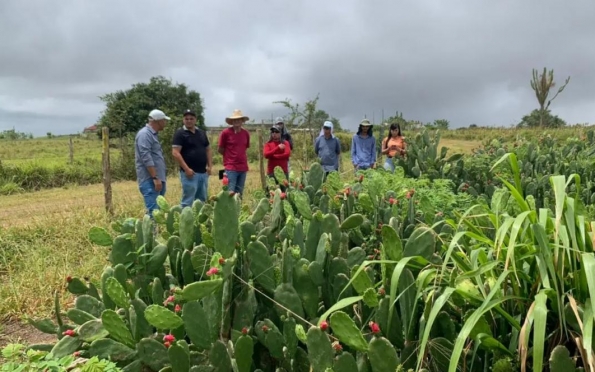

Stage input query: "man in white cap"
[
  {"left": 135, "top": 109, "right": 170, "bottom": 217},
  {"left": 314, "top": 120, "right": 341, "bottom": 178}
]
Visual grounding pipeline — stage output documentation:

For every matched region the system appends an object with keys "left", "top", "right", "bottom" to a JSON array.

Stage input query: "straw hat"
[{"left": 225, "top": 109, "right": 249, "bottom": 125}]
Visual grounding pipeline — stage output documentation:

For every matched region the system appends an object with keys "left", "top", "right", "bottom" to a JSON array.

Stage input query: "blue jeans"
[
  {"left": 180, "top": 171, "right": 208, "bottom": 207},
  {"left": 384, "top": 158, "right": 395, "bottom": 173},
  {"left": 225, "top": 170, "right": 247, "bottom": 195},
  {"left": 139, "top": 178, "right": 167, "bottom": 217}
]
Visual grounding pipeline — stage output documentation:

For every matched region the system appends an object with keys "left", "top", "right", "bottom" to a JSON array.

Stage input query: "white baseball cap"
[{"left": 148, "top": 109, "right": 171, "bottom": 121}]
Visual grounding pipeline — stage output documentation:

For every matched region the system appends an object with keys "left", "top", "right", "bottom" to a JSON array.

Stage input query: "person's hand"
[
  {"left": 206, "top": 167, "right": 212, "bottom": 176},
  {"left": 153, "top": 178, "right": 163, "bottom": 192},
  {"left": 185, "top": 169, "right": 195, "bottom": 179},
  {"left": 371, "top": 163, "right": 376, "bottom": 169},
  {"left": 278, "top": 143, "right": 285, "bottom": 150}
]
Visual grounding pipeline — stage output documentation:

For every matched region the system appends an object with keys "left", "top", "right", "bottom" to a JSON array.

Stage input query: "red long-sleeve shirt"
[{"left": 263, "top": 139, "right": 291, "bottom": 174}]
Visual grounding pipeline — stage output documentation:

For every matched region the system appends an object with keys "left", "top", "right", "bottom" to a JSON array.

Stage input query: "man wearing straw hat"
[{"left": 218, "top": 109, "right": 251, "bottom": 196}]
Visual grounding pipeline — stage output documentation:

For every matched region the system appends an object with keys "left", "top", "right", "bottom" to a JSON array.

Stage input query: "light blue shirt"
[
  {"left": 314, "top": 135, "right": 341, "bottom": 172},
  {"left": 351, "top": 134, "right": 377, "bottom": 168},
  {"left": 134, "top": 125, "right": 167, "bottom": 184}
]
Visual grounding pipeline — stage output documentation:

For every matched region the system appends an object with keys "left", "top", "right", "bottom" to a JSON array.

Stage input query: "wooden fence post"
[
  {"left": 102, "top": 127, "right": 113, "bottom": 216},
  {"left": 258, "top": 126, "right": 266, "bottom": 190},
  {"left": 69, "top": 136, "right": 74, "bottom": 164}
]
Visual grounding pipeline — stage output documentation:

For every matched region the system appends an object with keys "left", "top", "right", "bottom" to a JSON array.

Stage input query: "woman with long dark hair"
[{"left": 381, "top": 122, "right": 406, "bottom": 173}]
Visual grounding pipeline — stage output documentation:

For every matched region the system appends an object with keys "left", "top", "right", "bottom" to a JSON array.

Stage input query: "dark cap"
[
  {"left": 183, "top": 109, "right": 196, "bottom": 117},
  {"left": 270, "top": 124, "right": 282, "bottom": 133}
]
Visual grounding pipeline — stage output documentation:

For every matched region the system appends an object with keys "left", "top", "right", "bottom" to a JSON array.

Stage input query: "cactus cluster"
[{"left": 30, "top": 161, "right": 470, "bottom": 371}]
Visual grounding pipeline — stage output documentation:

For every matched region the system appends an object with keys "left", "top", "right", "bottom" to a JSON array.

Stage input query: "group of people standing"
[{"left": 133, "top": 108, "right": 406, "bottom": 217}]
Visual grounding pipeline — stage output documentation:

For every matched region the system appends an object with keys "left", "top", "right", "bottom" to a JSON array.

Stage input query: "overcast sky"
[{"left": 1, "top": 0, "right": 594, "bottom": 136}]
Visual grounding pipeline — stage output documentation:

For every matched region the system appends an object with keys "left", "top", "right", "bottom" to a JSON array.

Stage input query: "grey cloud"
[{"left": 1, "top": 0, "right": 594, "bottom": 136}]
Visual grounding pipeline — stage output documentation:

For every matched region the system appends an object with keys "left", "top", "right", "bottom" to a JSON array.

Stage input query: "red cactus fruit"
[
  {"left": 320, "top": 321, "right": 329, "bottom": 331},
  {"left": 369, "top": 321, "right": 380, "bottom": 334}
]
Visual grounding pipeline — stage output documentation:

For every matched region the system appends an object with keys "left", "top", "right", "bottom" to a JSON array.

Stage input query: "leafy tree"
[
  {"left": 530, "top": 67, "right": 570, "bottom": 127},
  {"left": 97, "top": 76, "right": 205, "bottom": 138},
  {"left": 517, "top": 109, "right": 566, "bottom": 128},
  {"left": 274, "top": 95, "right": 342, "bottom": 137},
  {"left": 433, "top": 119, "right": 449, "bottom": 129}
]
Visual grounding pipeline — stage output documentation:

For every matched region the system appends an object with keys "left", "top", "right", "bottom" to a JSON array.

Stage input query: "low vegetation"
[{"left": 3, "top": 124, "right": 595, "bottom": 371}]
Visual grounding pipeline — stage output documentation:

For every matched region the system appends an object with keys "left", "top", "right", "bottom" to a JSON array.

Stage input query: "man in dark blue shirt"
[
  {"left": 172, "top": 109, "right": 213, "bottom": 206},
  {"left": 135, "top": 109, "right": 170, "bottom": 217}
]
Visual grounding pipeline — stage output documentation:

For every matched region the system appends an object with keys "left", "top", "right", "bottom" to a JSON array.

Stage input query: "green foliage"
[
  {"left": 517, "top": 108, "right": 567, "bottom": 128},
  {"left": 28, "top": 140, "right": 595, "bottom": 371},
  {"left": 98, "top": 76, "right": 205, "bottom": 138},
  {"left": 1, "top": 343, "right": 121, "bottom": 371}
]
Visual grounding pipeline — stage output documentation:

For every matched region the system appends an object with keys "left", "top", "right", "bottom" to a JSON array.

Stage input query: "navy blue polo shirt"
[{"left": 172, "top": 126, "right": 210, "bottom": 173}]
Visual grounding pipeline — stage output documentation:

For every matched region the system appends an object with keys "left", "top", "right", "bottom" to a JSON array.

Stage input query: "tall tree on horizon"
[{"left": 530, "top": 67, "right": 570, "bottom": 127}]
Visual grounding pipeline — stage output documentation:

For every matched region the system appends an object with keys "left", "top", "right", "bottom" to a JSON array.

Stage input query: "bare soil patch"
[{"left": 0, "top": 320, "right": 55, "bottom": 348}]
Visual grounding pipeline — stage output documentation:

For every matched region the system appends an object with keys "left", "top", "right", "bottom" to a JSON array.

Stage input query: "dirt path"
[{"left": 0, "top": 320, "right": 55, "bottom": 348}]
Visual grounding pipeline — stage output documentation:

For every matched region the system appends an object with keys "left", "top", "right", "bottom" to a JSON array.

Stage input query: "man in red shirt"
[
  {"left": 218, "top": 109, "right": 250, "bottom": 195},
  {"left": 264, "top": 124, "right": 291, "bottom": 183}
]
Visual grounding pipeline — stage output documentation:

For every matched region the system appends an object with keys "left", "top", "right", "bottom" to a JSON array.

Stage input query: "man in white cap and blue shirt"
[{"left": 135, "top": 109, "right": 170, "bottom": 217}]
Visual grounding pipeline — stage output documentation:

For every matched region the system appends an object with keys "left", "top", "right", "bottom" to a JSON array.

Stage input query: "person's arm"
[
  {"left": 381, "top": 138, "right": 390, "bottom": 154},
  {"left": 286, "top": 133, "right": 294, "bottom": 150},
  {"left": 217, "top": 130, "right": 226, "bottom": 155},
  {"left": 172, "top": 130, "right": 192, "bottom": 173},
  {"left": 336, "top": 138, "right": 341, "bottom": 155},
  {"left": 137, "top": 132, "right": 157, "bottom": 177},
  {"left": 351, "top": 136, "right": 357, "bottom": 166},
  {"left": 273, "top": 141, "right": 291, "bottom": 160},
  {"left": 202, "top": 133, "right": 213, "bottom": 174},
  {"left": 246, "top": 130, "right": 250, "bottom": 149},
  {"left": 314, "top": 137, "right": 320, "bottom": 155},
  {"left": 263, "top": 142, "right": 277, "bottom": 158},
  {"left": 371, "top": 137, "right": 377, "bottom": 164}
]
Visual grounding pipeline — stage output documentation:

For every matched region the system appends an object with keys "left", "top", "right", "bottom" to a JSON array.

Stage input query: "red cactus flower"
[
  {"left": 164, "top": 341, "right": 171, "bottom": 348},
  {"left": 241, "top": 327, "right": 248, "bottom": 335},
  {"left": 206, "top": 267, "right": 220, "bottom": 276},
  {"left": 283, "top": 180, "right": 289, "bottom": 187},
  {"left": 262, "top": 325, "right": 269, "bottom": 333},
  {"left": 163, "top": 334, "right": 175, "bottom": 343},
  {"left": 222, "top": 176, "right": 229, "bottom": 186},
  {"left": 73, "top": 351, "right": 81, "bottom": 357},
  {"left": 163, "top": 295, "right": 175, "bottom": 306},
  {"left": 369, "top": 321, "right": 381, "bottom": 334},
  {"left": 389, "top": 197, "right": 396, "bottom": 205},
  {"left": 62, "top": 329, "right": 76, "bottom": 337},
  {"left": 320, "top": 321, "right": 329, "bottom": 331},
  {"left": 218, "top": 257, "right": 225, "bottom": 265},
  {"left": 299, "top": 184, "right": 304, "bottom": 190},
  {"left": 280, "top": 192, "right": 286, "bottom": 199},
  {"left": 332, "top": 341, "right": 343, "bottom": 352},
  {"left": 66, "top": 276, "right": 72, "bottom": 283},
  {"left": 378, "top": 287, "right": 386, "bottom": 296},
  {"left": 174, "top": 304, "right": 181, "bottom": 313}
]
